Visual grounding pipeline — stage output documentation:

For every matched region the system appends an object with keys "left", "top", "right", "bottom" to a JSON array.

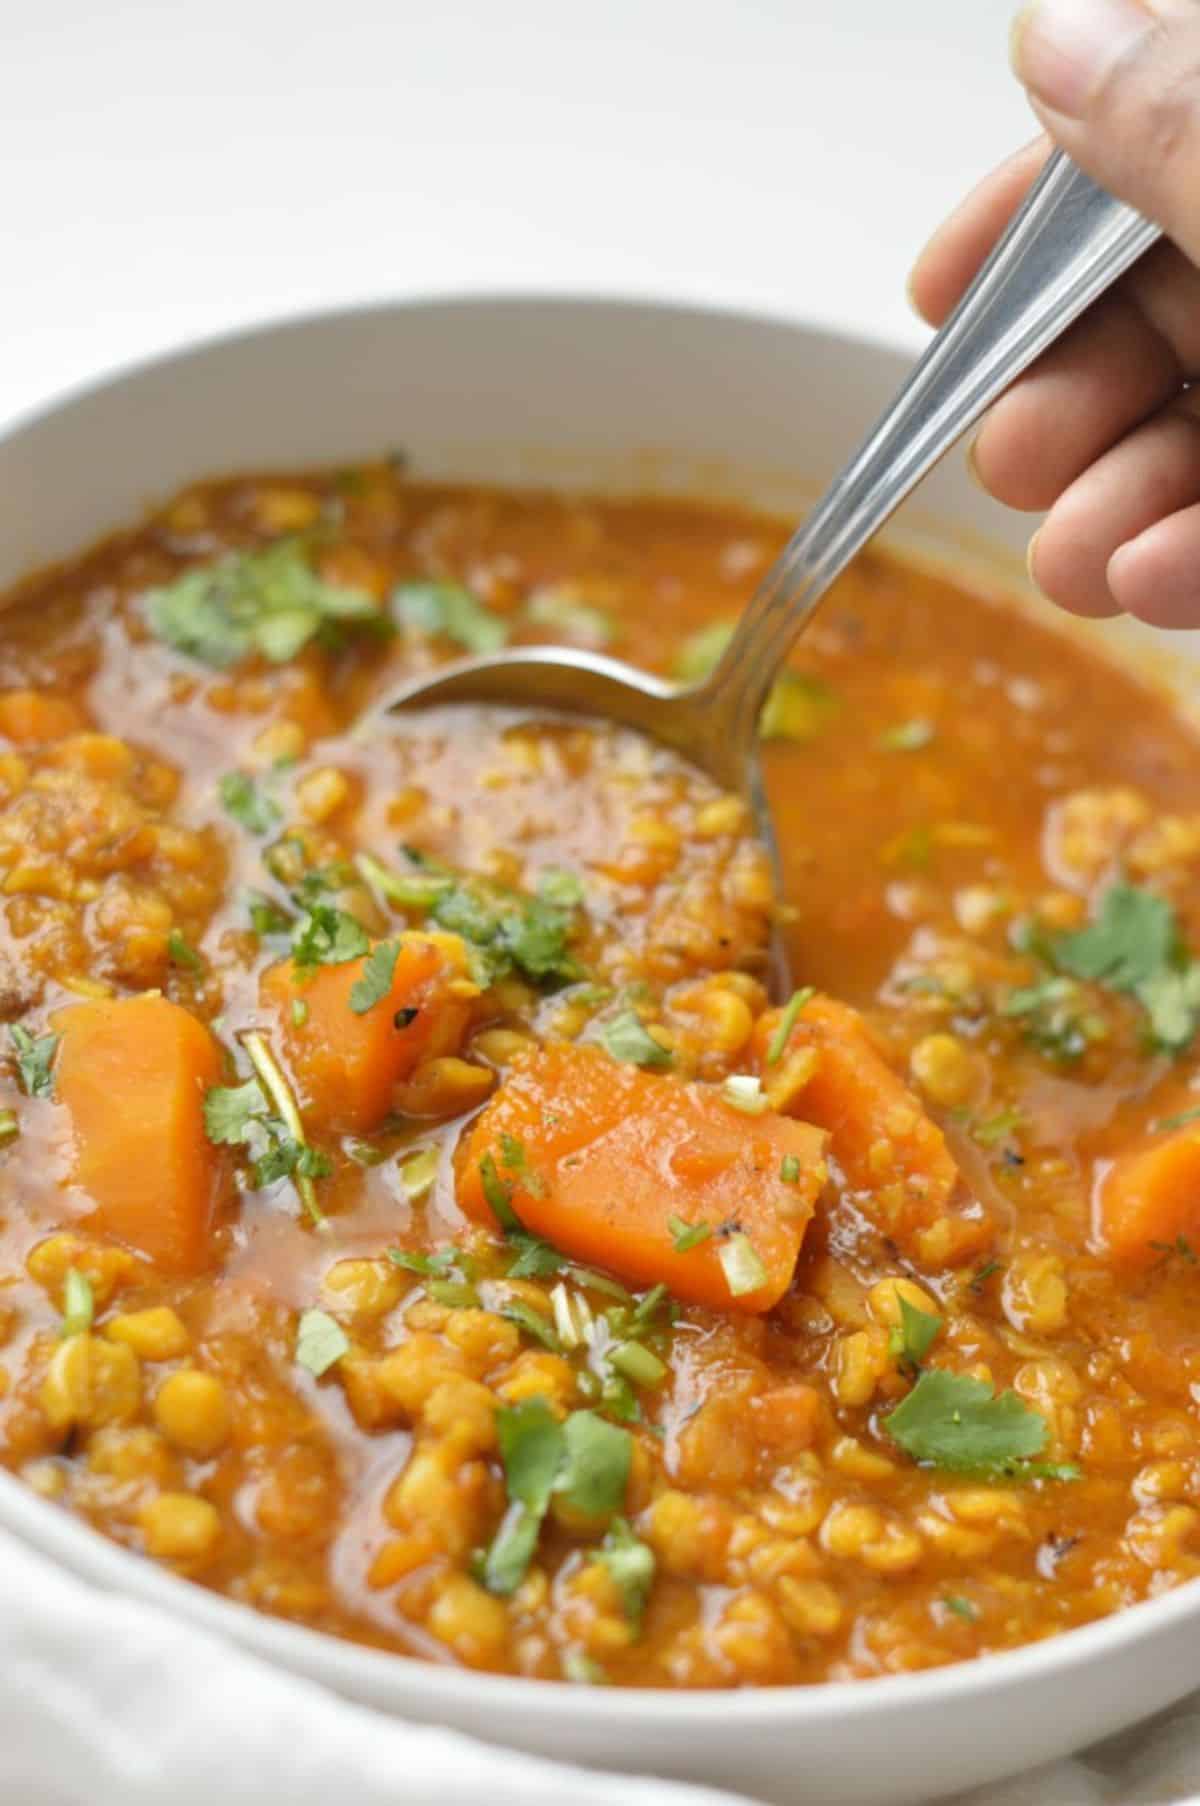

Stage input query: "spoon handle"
[{"left": 702, "top": 152, "right": 1161, "bottom": 759}]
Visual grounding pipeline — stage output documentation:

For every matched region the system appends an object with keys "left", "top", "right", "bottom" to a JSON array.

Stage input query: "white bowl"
[{"left": 2, "top": 296, "right": 1198, "bottom": 1806}]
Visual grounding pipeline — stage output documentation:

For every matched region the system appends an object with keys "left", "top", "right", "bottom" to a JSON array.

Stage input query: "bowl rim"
[{"left": 1, "top": 287, "right": 1198, "bottom": 1729}]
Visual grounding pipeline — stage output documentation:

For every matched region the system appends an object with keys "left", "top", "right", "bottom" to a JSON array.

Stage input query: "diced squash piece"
[
  {"left": 260, "top": 932, "right": 472, "bottom": 1135},
  {"left": 456, "top": 1042, "right": 828, "bottom": 1312},
  {"left": 754, "top": 993, "right": 958, "bottom": 1238},
  {"left": 1095, "top": 1125, "right": 1200, "bottom": 1264},
  {"left": 53, "top": 994, "right": 225, "bottom": 1273},
  {"left": 0, "top": 689, "right": 84, "bottom": 743}
]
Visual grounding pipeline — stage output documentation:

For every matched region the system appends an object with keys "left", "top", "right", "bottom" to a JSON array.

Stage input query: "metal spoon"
[{"left": 386, "top": 154, "right": 1158, "bottom": 890}]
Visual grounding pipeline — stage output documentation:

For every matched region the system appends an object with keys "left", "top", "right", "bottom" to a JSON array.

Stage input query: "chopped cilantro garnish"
[
  {"left": 204, "top": 1033, "right": 328, "bottom": 1225},
  {"left": 498, "top": 1132, "right": 547, "bottom": 1196},
  {"left": 166, "top": 928, "right": 203, "bottom": 972},
  {"left": 972, "top": 1109, "right": 1024, "bottom": 1147},
  {"left": 1150, "top": 1233, "right": 1198, "bottom": 1266},
  {"left": 943, "top": 1595, "right": 977, "bottom": 1622},
  {"left": 600, "top": 1010, "right": 671, "bottom": 1068},
  {"left": 525, "top": 589, "right": 614, "bottom": 648},
  {"left": 397, "top": 1146, "right": 439, "bottom": 1199},
  {"left": 563, "top": 1651, "right": 607, "bottom": 1684},
  {"left": 481, "top": 1398, "right": 565, "bottom": 1594},
  {"left": 500, "top": 1299, "right": 564, "bottom": 1352},
  {"left": 145, "top": 539, "right": 382, "bottom": 669},
  {"left": 60, "top": 1268, "right": 94, "bottom": 1339},
  {"left": 218, "top": 771, "right": 281, "bottom": 836},
  {"left": 887, "top": 1295, "right": 943, "bottom": 1374},
  {"left": 0, "top": 1109, "right": 18, "bottom": 1148},
  {"left": 554, "top": 1410, "right": 632, "bottom": 1517},
  {"left": 536, "top": 866, "right": 585, "bottom": 909},
  {"left": 481, "top": 1399, "right": 633, "bottom": 1597},
  {"left": 291, "top": 902, "right": 371, "bottom": 975},
  {"left": 1003, "top": 976, "right": 1104, "bottom": 1063},
  {"left": 969, "top": 1259, "right": 1002, "bottom": 1294},
  {"left": 597, "top": 1517, "right": 655, "bottom": 1626},
  {"left": 507, "top": 1233, "right": 565, "bottom": 1279},
  {"left": 1152, "top": 1105, "right": 1200, "bottom": 1133},
  {"left": 667, "top": 1214, "right": 712, "bottom": 1254},
  {"left": 295, "top": 1308, "right": 350, "bottom": 1377},
  {"left": 343, "top": 1136, "right": 388, "bottom": 1167},
  {"left": 291, "top": 997, "right": 309, "bottom": 1027},
  {"left": 879, "top": 718, "right": 935, "bottom": 752},
  {"left": 766, "top": 986, "right": 814, "bottom": 1064},
  {"left": 1022, "top": 882, "right": 1200, "bottom": 1055},
  {"left": 780, "top": 1154, "right": 802, "bottom": 1184},
  {"left": 608, "top": 1340, "right": 667, "bottom": 1388},
  {"left": 348, "top": 939, "right": 400, "bottom": 1014},
  {"left": 9, "top": 1024, "right": 59, "bottom": 1099},
  {"left": 426, "top": 871, "right": 581, "bottom": 988},
  {"left": 884, "top": 1368, "right": 1077, "bottom": 1479},
  {"left": 244, "top": 889, "right": 293, "bottom": 940},
  {"left": 388, "top": 1246, "right": 465, "bottom": 1278},
  {"left": 392, "top": 580, "right": 508, "bottom": 656},
  {"left": 203, "top": 1079, "right": 265, "bottom": 1147},
  {"left": 718, "top": 1233, "right": 767, "bottom": 1299},
  {"left": 353, "top": 850, "right": 454, "bottom": 911},
  {"left": 479, "top": 1152, "right": 522, "bottom": 1232}
]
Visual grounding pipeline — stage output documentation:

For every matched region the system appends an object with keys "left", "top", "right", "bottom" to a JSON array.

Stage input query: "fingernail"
[
  {"left": 1026, "top": 527, "right": 1044, "bottom": 586},
  {"left": 1011, "top": 0, "right": 1152, "bottom": 118}
]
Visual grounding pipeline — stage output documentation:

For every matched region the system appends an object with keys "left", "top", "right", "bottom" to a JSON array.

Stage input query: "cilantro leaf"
[
  {"left": 667, "top": 1214, "right": 712, "bottom": 1253},
  {"left": 291, "top": 903, "right": 371, "bottom": 975},
  {"left": 295, "top": 1307, "right": 349, "bottom": 1377},
  {"left": 553, "top": 1411, "right": 631, "bottom": 1518},
  {"left": 1055, "top": 883, "right": 1176, "bottom": 991},
  {"left": 392, "top": 580, "right": 508, "bottom": 656},
  {"left": 884, "top": 1368, "right": 1073, "bottom": 1478},
  {"left": 507, "top": 1233, "right": 565, "bottom": 1279},
  {"left": 348, "top": 939, "right": 401, "bottom": 1014},
  {"left": 766, "top": 986, "right": 814, "bottom": 1064},
  {"left": 1003, "top": 976, "right": 1103, "bottom": 1063},
  {"left": 600, "top": 1010, "right": 671, "bottom": 1068},
  {"left": 525, "top": 589, "right": 614, "bottom": 648},
  {"left": 536, "top": 866, "right": 585, "bottom": 909},
  {"left": 597, "top": 1517, "right": 655, "bottom": 1626},
  {"left": 888, "top": 1295, "right": 943, "bottom": 1374},
  {"left": 219, "top": 771, "right": 281, "bottom": 836},
  {"left": 500, "top": 1299, "right": 563, "bottom": 1352},
  {"left": 202, "top": 1080, "right": 266, "bottom": 1146},
  {"left": 166, "top": 928, "right": 204, "bottom": 972},
  {"left": 9, "top": 1024, "right": 59, "bottom": 1099},
  {"left": 1035, "top": 882, "right": 1200, "bottom": 1054},
  {"left": 61, "top": 1269, "right": 94, "bottom": 1339},
  {"left": 145, "top": 539, "right": 382, "bottom": 669},
  {"left": 428, "top": 876, "right": 581, "bottom": 988},
  {"left": 482, "top": 1398, "right": 565, "bottom": 1594}
]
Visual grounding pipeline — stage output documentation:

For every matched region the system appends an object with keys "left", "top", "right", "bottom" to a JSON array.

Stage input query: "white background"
[{"left": 1, "top": 0, "right": 1032, "bottom": 433}]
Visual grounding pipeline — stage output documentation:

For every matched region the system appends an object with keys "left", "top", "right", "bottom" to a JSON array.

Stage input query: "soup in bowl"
[{"left": 2, "top": 299, "right": 1200, "bottom": 1804}]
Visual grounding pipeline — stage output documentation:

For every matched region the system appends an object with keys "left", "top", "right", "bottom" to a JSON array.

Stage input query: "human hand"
[{"left": 910, "top": 1, "right": 1200, "bottom": 627}]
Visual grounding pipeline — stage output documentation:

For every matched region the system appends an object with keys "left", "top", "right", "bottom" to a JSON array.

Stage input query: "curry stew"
[{"left": 1, "top": 465, "right": 1200, "bottom": 1687}]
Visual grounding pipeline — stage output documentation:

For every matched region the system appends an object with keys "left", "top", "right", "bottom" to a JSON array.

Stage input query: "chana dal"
[{"left": 2, "top": 464, "right": 1200, "bottom": 1687}]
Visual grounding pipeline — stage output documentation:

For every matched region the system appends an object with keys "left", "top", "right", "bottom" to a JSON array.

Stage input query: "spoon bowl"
[{"left": 386, "top": 153, "right": 1158, "bottom": 864}]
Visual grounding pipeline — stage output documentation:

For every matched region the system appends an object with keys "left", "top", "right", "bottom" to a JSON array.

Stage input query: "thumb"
[{"left": 1012, "top": 0, "right": 1200, "bottom": 266}]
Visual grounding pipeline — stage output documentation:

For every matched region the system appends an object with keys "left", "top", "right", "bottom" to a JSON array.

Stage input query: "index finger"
[{"left": 909, "top": 136, "right": 1051, "bottom": 326}]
